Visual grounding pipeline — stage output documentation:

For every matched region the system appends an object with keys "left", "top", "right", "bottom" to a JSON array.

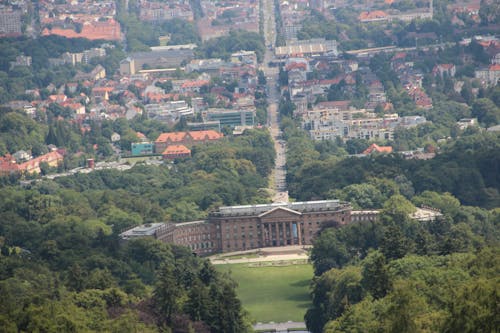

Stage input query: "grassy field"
[{"left": 216, "top": 263, "right": 313, "bottom": 323}]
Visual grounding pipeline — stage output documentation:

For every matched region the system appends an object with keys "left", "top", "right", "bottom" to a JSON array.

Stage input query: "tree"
[
  {"left": 380, "top": 222, "right": 409, "bottom": 260},
  {"left": 471, "top": 98, "right": 500, "bottom": 126},
  {"left": 334, "top": 183, "right": 385, "bottom": 209},
  {"left": 412, "top": 191, "right": 460, "bottom": 218},
  {"left": 311, "top": 229, "right": 349, "bottom": 275},
  {"left": 382, "top": 281, "right": 423, "bottom": 333},
  {"left": 184, "top": 280, "right": 210, "bottom": 322},
  {"left": 361, "top": 251, "right": 392, "bottom": 299},
  {"left": 306, "top": 266, "right": 364, "bottom": 333},
  {"left": 382, "top": 195, "right": 416, "bottom": 222},
  {"left": 445, "top": 278, "right": 499, "bottom": 333},
  {"left": 208, "top": 279, "right": 251, "bottom": 333},
  {"left": 153, "top": 263, "right": 182, "bottom": 324}
]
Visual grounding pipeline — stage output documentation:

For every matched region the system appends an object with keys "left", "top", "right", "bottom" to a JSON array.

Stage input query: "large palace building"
[{"left": 121, "top": 200, "right": 363, "bottom": 255}]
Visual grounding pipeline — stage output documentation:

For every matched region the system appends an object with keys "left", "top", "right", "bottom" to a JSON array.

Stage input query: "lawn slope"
[{"left": 216, "top": 263, "right": 313, "bottom": 322}]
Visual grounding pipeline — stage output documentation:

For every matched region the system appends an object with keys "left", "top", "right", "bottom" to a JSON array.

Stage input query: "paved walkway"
[
  {"left": 209, "top": 245, "right": 311, "bottom": 265},
  {"left": 253, "top": 321, "right": 309, "bottom": 332}
]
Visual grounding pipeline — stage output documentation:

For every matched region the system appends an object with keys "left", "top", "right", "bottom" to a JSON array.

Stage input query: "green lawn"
[{"left": 216, "top": 263, "right": 313, "bottom": 323}]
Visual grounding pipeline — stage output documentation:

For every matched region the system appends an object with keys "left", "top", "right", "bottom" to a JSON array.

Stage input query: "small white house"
[{"left": 111, "top": 132, "right": 121, "bottom": 142}]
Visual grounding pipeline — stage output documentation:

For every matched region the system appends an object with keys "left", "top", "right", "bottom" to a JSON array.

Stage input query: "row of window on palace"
[
  {"left": 180, "top": 216, "right": 350, "bottom": 237},
  {"left": 224, "top": 238, "right": 306, "bottom": 250},
  {"left": 217, "top": 212, "right": 347, "bottom": 224},
  {"left": 187, "top": 242, "right": 215, "bottom": 251},
  {"left": 178, "top": 233, "right": 213, "bottom": 243}
]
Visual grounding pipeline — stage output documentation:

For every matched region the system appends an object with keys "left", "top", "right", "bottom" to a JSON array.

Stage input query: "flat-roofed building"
[
  {"left": 120, "top": 202, "right": 442, "bottom": 256},
  {"left": 129, "top": 48, "right": 194, "bottom": 71},
  {"left": 275, "top": 39, "right": 338, "bottom": 58},
  {"left": 205, "top": 108, "right": 255, "bottom": 128},
  {"left": 0, "top": 9, "right": 21, "bottom": 36},
  {"left": 131, "top": 142, "right": 154, "bottom": 156},
  {"left": 119, "top": 223, "right": 173, "bottom": 242},
  {"left": 120, "top": 200, "right": 354, "bottom": 255}
]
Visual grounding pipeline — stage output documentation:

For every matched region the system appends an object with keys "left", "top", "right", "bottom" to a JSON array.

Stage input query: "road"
[{"left": 261, "top": 0, "right": 288, "bottom": 203}]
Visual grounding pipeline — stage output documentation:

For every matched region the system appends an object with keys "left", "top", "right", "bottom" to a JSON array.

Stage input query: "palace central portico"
[
  {"left": 121, "top": 200, "right": 354, "bottom": 255},
  {"left": 211, "top": 200, "right": 351, "bottom": 253}
]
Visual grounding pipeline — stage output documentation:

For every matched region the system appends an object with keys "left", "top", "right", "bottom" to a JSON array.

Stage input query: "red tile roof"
[
  {"left": 92, "top": 87, "right": 114, "bottom": 93},
  {"left": 155, "top": 130, "right": 223, "bottom": 143},
  {"left": 0, "top": 151, "right": 64, "bottom": 174},
  {"left": 156, "top": 132, "right": 187, "bottom": 143},
  {"left": 42, "top": 19, "right": 121, "bottom": 41},
  {"left": 181, "top": 80, "right": 210, "bottom": 89},
  {"left": 285, "top": 62, "right": 307, "bottom": 71},
  {"left": 359, "top": 10, "right": 388, "bottom": 21},
  {"left": 438, "top": 64, "right": 455, "bottom": 70},
  {"left": 189, "top": 130, "right": 223, "bottom": 141},
  {"left": 316, "top": 100, "right": 351, "bottom": 110},
  {"left": 162, "top": 145, "right": 191, "bottom": 155},
  {"left": 363, "top": 144, "right": 393, "bottom": 154}
]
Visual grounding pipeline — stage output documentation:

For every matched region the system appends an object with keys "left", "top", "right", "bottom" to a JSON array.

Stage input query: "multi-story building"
[
  {"left": 0, "top": 9, "right": 21, "bottom": 36},
  {"left": 204, "top": 108, "right": 256, "bottom": 128},
  {"left": 139, "top": 0, "right": 194, "bottom": 22},
  {"left": 302, "top": 107, "right": 426, "bottom": 141},
  {"left": 9, "top": 54, "right": 32, "bottom": 69},
  {"left": 120, "top": 58, "right": 136, "bottom": 75},
  {"left": 128, "top": 47, "right": 194, "bottom": 71},
  {"left": 145, "top": 100, "right": 193, "bottom": 123},
  {"left": 131, "top": 142, "right": 155, "bottom": 156},
  {"left": 275, "top": 39, "right": 338, "bottom": 59},
  {"left": 475, "top": 64, "right": 500, "bottom": 86},
  {"left": 121, "top": 200, "right": 354, "bottom": 255},
  {"left": 0, "top": 151, "right": 64, "bottom": 176},
  {"left": 154, "top": 130, "right": 223, "bottom": 153}
]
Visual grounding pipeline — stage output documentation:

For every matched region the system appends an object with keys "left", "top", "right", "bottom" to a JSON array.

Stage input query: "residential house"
[
  {"left": 10, "top": 55, "right": 32, "bottom": 69},
  {"left": 475, "top": 64, "right": 500, "bottom": 86},
  {"left": 433, "top": 64, "right": 456, "bottom": 77},
  {"left": 0, "top": 151, "right": 64, "bottom": 176},
  {"left": 62, "top": 102, "right": 86, "bottom": 115},
  {"left": 12, "top": 150, "right": 31, "bottom": 162},
  {"left": 180, "top": 80, "right": 210, "bottom": 94},
  {"left": 92, "top": 87, "right": 114, "bottom": 102},
  {"left": 111, "top": 132, "right": 121, "bottom": 142},
  {"left": 161, "top": 145, "right": 191, "bottom": 160},
  {"left": 358, "top": 10, "right": 389, "bottom": 22},
  {"left": 362, "top": 143, "right": 393, "bottom": 155},
  {"left": 457, "top": 118, "right": 478, "bottom": 130}
]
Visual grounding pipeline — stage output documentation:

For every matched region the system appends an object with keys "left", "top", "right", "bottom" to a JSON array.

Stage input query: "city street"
[{"left": 262, "top": 0, "right": 288, "bottom": 203}]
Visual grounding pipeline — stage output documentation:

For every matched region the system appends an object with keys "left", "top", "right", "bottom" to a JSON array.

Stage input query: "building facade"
[
  {"left": 0, "top": 9, "right": 21, "bottom": 36},
  {"left": 121, "top": 200, "right": 354, "bottom": 255},
  {"left": 154, "top": 130, "right": 223, "bottom": 154},
  {"left": 205, "top": 108, "right": 255, "bottom": 128},
  {"left": 131, "top": 142, "right": 154, "bottom": 156}
]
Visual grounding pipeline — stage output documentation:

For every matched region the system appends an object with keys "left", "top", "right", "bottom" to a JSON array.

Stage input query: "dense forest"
[
  {"left": 288, "top": 133, "right": 500, "bottom": 208},
  {"left": 279, "top": 102, "right": 500, "bottom": 333},
  {"left": 304, "top": 191, "right": 499, "bottom": 332},
  {"left": 0, "top": 129, "right": 274, "bottom": 332}
]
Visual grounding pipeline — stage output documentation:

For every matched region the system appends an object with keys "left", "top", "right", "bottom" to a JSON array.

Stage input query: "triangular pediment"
[{"left": 258, "top": 207, "right": 302, "bottom": 219}]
